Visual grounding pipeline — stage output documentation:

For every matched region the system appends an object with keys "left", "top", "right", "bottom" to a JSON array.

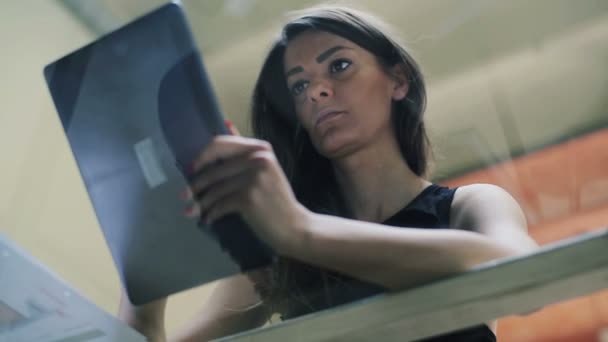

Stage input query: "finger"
[
  {"left": 224, "top": 120, "right": 241, "bottom": 136},
  {"left": 180, "top": 187, "right": 193, "bottom": 201},
  {"left": 190, "top": 150, "right": 260, "bottom": 196},
  {"left": 183, "top": 201, "right": 201, "bottom": 219},
  {"left": 205, "top": 193, "right": 247, "bottom": 224},
  {"left": 197, "top": 168, "right": 257, "bottom": 219},
  {"left": 191, "top": 136, "right": 270, "bottom": 172}
]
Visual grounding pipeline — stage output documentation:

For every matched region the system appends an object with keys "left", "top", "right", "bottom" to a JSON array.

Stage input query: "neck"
[{"left": 331, "top": 136, "right": 430, "bottom": 222}]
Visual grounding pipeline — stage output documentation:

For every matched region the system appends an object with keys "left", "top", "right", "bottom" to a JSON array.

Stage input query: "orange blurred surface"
[{"left": 442, "top": 128, "right": 608, "bottom": 342}]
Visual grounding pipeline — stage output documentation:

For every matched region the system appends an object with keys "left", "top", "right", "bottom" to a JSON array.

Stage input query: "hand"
[{"left": 182, "top": 122, "right": 310, "bottom": 255}]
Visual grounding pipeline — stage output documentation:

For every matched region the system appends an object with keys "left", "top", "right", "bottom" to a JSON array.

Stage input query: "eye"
[
  {"left": 329, "top": 59, "right": 352, "bottom": 74},
  {"left": 290, "top": 80, "right": 309, "bottom": 97}
]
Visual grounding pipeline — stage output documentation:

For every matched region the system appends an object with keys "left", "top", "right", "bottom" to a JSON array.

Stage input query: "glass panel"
[{"left": 1, "top": 0, "right": 606, "bottom": 340}]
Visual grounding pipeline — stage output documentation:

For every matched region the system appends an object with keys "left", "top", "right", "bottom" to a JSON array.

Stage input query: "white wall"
[{"left": 0, "top": 1, "right": 214, "bottom": 333}]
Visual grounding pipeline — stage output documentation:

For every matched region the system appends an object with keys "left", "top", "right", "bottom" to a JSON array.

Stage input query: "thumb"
[{"left": 224, "top": 120, "right": 241, "bottom": 136}]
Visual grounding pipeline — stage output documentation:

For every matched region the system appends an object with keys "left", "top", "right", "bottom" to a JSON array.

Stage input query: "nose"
[{"left": 307, "top": 80, "right": 333, "bottom": 102}]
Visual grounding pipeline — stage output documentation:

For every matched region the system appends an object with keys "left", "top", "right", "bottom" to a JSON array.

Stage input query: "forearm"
[
  {"left": 286, "top": 212, "right": 521, "bottom": 290},
  {"left": 118, "top": 292, "right": 167, "bottom": 342},
  {"left": 169, "top": 273, "right": 272, "bottom": 342}
]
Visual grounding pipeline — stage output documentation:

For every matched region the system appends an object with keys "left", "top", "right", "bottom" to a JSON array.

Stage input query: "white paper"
[{"left": 0, "top": 233, "right": 145, "bottom": 342}]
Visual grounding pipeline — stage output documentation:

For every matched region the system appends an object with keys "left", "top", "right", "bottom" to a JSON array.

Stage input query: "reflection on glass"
[{"left": 1, "top": 1, "right": 607, "bottom": 342}]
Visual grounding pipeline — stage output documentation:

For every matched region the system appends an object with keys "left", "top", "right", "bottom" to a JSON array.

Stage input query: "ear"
[{"left": 389, "top": 64, "right": 409, "bottom": 101}]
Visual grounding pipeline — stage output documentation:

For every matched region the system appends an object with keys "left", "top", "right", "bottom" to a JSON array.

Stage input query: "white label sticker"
[{"left": 134, "top": 138, "right": 167, "bottom": 189}]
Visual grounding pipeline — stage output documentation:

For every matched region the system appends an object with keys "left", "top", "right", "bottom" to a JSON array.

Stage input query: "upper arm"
[
  {"left": 169, "top": 270, "right": 273, "bottom": 342},
  {"left": 451, "top": 183, "right": 539, "bottom": 255}
]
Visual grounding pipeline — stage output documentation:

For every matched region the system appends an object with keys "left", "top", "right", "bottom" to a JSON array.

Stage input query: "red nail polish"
[
  {"left": 180, "top": 188, "right": 191, "bottom": 200},
  {"left": 224, "top": 120, "right": 233, "bottom": 129},
  {"left": 183, "top": 205, "right": 196, "bottom": 217}
]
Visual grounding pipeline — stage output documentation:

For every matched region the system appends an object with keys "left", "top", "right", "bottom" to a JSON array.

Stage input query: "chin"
[{"left": 314, "top": 135, "right": 360, "bottom": 160}]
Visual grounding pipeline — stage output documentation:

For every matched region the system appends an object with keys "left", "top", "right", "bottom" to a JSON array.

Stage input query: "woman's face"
[{"left": 283, "top": 30, "right": 408, "bottom": 159}]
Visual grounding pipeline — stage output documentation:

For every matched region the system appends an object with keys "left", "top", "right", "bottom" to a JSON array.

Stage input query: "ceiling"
[{"left": 60, "top": 0, "right": 608, "bottom": 179}]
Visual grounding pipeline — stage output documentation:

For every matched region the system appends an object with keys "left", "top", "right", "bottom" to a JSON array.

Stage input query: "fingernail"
[
  {"left": 224, "top": 120, "right": 233, "bottom": 129},
  {"left": 179, "top": 188, "right": 191, "bottom": 200},
  {"left": 183, "top": 205, "right": 197, "bottom": 217}
]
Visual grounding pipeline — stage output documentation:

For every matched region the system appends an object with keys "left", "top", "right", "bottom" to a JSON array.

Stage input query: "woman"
[{"left": 119, "top": 6, "right": 538, "bottom": 341}]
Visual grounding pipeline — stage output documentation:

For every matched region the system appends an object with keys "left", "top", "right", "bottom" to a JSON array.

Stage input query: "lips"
[{"left": 315, "top": 109, "right": 345, "bottom": 127}]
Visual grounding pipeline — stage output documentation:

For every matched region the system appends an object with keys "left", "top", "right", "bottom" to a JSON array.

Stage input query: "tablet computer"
[{"left": 43, "top": 2, "right": 273, "bottom": 305}]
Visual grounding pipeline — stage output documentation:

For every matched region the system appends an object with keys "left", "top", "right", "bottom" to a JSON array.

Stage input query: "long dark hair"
[{"left": 250, "top": 6, "right": 430, "bottom": 316}]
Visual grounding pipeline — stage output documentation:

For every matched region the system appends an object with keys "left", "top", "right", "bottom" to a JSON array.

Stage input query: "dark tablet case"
[{"left": 43, "top": 3, "right": 273, "bottom": 305}]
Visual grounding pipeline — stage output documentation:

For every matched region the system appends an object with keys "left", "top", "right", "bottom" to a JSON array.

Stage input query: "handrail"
[{"left": 218, "top": 229, "right": 608, "bottom": 341}]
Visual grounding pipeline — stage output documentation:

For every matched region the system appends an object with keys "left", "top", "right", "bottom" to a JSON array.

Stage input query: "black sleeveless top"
[{"left": 281, "top": 184, "right": 497, "bottom": 341}]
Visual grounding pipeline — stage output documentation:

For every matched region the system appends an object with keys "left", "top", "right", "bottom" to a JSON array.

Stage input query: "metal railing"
[{"left": 219, "top": 229, "right": 608, "bottom": 341}]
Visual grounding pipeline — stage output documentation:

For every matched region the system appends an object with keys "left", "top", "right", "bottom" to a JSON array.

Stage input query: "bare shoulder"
[
  {"left": 452, "top": 183, "right": 515, "bottom": 206},
  {"left": 451, "top": 183, "right": 526, "bottom": 232},
  {"left": 450, "top": 183, "right": 538, "bottom": 254},
  {"left": 450, "top": 183, "right": 538, "bottom": 252}
]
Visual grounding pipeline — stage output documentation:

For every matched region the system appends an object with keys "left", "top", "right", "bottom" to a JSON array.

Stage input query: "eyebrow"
[{"left": 285, "top": 45, "right": 351, "bottom": 79}]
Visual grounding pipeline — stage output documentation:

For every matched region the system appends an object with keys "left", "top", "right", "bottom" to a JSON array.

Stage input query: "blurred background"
[{"left": 0, "top": 0, "right": 607, "bottom": 340}]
